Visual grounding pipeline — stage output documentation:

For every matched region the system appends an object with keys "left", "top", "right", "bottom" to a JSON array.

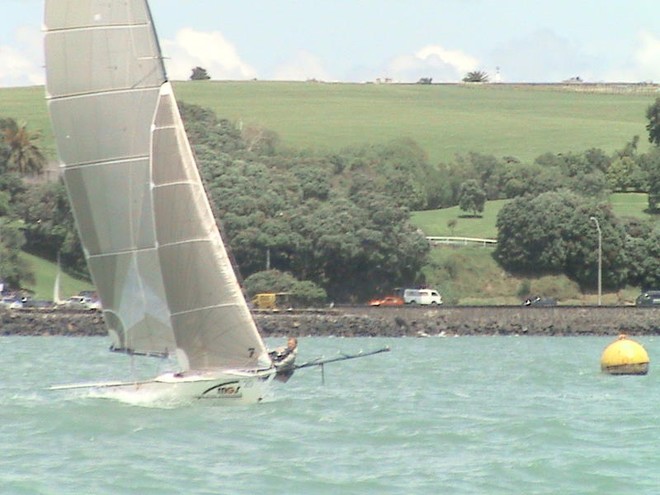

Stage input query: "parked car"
[
  {"left": 403, "top": 289, "right": 443, "bottom": 305},
  {"left": 523, "top": 296, "right": 557, "bottom": 307},
  {"left": 22, "top": 299, "right": 55, "bottom": 309},
  {"left": 636, "top": 291, "right": 660, "bottom": 306},
  {"left": 60, "top": 295, "right": 102, "bottom": 311},
  {"left": 0, "top": 297, "right": 23, "bottom": 309},
  {"left": 368, "top": 295, "right": 405, "bottom": 307}
]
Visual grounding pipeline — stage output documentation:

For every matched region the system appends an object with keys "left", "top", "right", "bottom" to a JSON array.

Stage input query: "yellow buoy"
[{"left": 601, "top": 334, "right": 649, "bottom": 375}]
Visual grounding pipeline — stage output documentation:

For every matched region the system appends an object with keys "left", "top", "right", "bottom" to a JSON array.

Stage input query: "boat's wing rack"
[{"left": 294, "top": 346, "right": 391, "bottom": 384}]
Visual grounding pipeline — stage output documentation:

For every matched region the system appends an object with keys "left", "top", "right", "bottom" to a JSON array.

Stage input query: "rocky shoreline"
[{"left": 1, "top": 306, "right": 659, "bottom": 338}]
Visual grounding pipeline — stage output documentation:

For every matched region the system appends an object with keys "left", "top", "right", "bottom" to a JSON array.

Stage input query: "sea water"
[{"left": 2, "top": 335, "right": 660, "bottom": 495}]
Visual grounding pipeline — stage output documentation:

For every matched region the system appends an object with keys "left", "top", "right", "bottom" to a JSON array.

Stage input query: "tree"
[
  {"left": 534, "top": 151, "right": 608, "bottom": 198},
  {"left": 0, "top": 172, "right": 26, "bottom": 215},
  {"left": 570, "top": 171, "right": 609, "bottom": 199},
  {"left": 290, "top": 280, "right": 327, "bottom": 307},
  {"left": 294, "top": 165, "right": 330, "bottom": 201},
  {"left": 340, "top": 138, "right": 438, "bottom": 210},
  {"left": 458, "top": 180, "right": 486, "bottom": 216},
  {"left": 645, "top": 97, "right": 660, "bottom": 146},
  {"left": 636, "top": 228, "right": 660, "bottom": 289},
  {"left": 0, "top": 118, "right": 45, "bottom": 176},
  {"left": 622, "top": 219, "right": 660, "bottom": 289},
  {"left": 584, "top": 148, "right": 611, "bottom": 173},
  {"left": 471, "top": 153, "right": 507, "bottom": 199},
  {"left": 241, "top": 125, "right": 279, "bottom": 155},
  {"left": 178, "top": 102, "right": 432, "bottom": 301},
  {"left": 494, "top": 191, "right": 628, "bottom": 289},
  {"left": 607, "top": 156, "right": 636, "bottom": 191},
  {"left": 19, "top": 181, "right": 70, "bottom": 259},
  {"left": 243, "top": 270, "right": 327, "bottom": 306},
  {"left": 615, "top": 135, "right": 640, "bottom": 159},
  {"left": 462, "top": 71, "right": 489, "bottom": 83},
  {"left": 0, "top": 219, "right": 35, "bottom": 289},
  {"left": 648, "top": 164, "right": 660, "bottom": 212},
  {"left": 189, "top": 66, "right": 211, "bottom": 80}
]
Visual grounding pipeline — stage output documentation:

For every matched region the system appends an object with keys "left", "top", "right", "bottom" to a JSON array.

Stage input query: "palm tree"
[
  {"left": 462, "top": 70, "right": 489, "bottom": 83},
  {"left": 0, "top": 118, "right": 46, "bottom": 176}
]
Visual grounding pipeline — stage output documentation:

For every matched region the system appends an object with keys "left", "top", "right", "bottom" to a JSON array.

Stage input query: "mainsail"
[{"left": 44, "top": 0, "right": 269, "bottom": 371}]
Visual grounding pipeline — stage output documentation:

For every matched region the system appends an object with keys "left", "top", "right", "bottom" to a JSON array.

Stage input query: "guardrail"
[{"left": 426, "top": 236, "right": 497, "bottom": 247}]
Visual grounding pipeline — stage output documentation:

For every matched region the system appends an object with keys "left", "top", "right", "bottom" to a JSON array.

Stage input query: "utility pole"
[{"left": 590, "top": 217, "right": 602, "bottom": 306}]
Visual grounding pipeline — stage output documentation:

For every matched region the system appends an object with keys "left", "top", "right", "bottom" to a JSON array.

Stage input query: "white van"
[{"left": 403, "top": 289, "right": 442, "bottom": 305}]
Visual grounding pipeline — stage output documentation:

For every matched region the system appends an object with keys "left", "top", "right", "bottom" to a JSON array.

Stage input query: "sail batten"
[
  {"left": 45, "top": 0, "right": 270, "bottom": 373},
  {"left": 46, "top": 21, "right": 152, "bottom": 34},
  {"left": 171, "top": 302, "right": 248, "bottom": 318},
  {"left": 48, "top": 85, "right": 161, "bottom": 103},
  {"left": 152, "top": 180, "right": 201, "bottom": 188},
  {"left": 58, "top": 155, "right": 149, "bottom": 170},
  {"left": 87, "top": 246, "right": 158, "bottom": 259}
]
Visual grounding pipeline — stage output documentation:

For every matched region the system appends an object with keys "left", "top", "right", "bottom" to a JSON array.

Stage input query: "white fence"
[{"left": 426, "top": 236, "right": 497, "bottom": 247}]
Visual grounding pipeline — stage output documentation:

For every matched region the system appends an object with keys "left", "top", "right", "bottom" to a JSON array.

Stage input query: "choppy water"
[{"left": 2, "top": 335, "right": 660, "bottom": 494}]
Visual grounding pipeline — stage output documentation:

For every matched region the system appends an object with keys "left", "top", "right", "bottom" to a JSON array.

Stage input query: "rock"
[{"left": 0, "top": 306, "right": 658, "bottom": 338}]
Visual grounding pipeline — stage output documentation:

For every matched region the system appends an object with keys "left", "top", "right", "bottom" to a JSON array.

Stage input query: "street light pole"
[{"left": 590, "top": 216, "right": 602, "bottom": 306}]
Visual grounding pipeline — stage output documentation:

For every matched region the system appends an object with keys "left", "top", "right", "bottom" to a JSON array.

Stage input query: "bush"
[
  {"left": 517, "top": 280, "right": 531, "bottom": 298},
  {"left": 243, "top": 270, "right": 327, "bottom": 307},
  {"left": 290, "top": 280, "right": 327, "bottom": 307},
  {"left": 243, "top": 270, "right": 297, "bottom": 297}
]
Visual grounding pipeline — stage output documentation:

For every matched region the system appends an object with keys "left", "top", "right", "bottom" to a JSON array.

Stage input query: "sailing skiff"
[{"left": 44, "top": 0, "right": 277, "bottom": 404}]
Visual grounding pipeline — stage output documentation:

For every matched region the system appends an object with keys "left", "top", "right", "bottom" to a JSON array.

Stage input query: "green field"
[
  {"left": 411, "top": 200, "right": 505, "bottom": 238},
  {"left": 20, "top": 252, "right": 94, "bottom": 301},
  {"left": 2, "top": 82, "right": 657, "bottom": 165},
  {"left": 419, "top": 246, "right": 644, "bottom": 306},
  {"left": 411, "top": 192, "right": 658, "bottom": 239},
  {"left": 175, "top": 82, "right": 657, "bottom": 164},
  {"left": 412, "top": 192, "right": 655, "bottom": 305},
  {"left": 0, "top": 86, "right": 56, "bottom": 159}
]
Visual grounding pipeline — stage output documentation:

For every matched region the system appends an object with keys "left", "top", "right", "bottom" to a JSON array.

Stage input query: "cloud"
[
  {"left": 382, "top": 44, "right": 480, "bottom": 83},
  {"left": 0, "top": 26, "right": 44, "bottom": 88},
  {"left": 488, "top": 28, "right": 660, "bottom": 83},
  {"left": 489, "top": 29, "right": 593, "bottom": 83},
  {"left": 414, "top": 46, "right": 479, "bottom": 76},
  {"left": 632, "top": 30, "right": 660, "bottom": 82},
  {"left": 575, "top": 30, "right": 660, "bottom": 83},
  {"left": 161, "top": 28, "right": 257, "bottom": 80},
  {"left": 271, "top": 51, "right": 330, "bottom": 81}
]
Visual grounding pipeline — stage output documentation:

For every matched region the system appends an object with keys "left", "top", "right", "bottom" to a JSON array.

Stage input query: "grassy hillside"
[
  {"left": 609, "top": 192, "right": 655, "bottom": 220},
  {"left": 2, "top": 82, "right": 656, "bottom": 165},
  {"left": 422, "top": 246, "right": 641, "bottom": 306},
  {"left": 412, "top": 200, "right": 505, "bottom": 238},
  {"left": 411, "top": 192, "right": 658, "bottom": 239},
  {"left": 173, "top": 82, "right": 655, "bottom": 164},
  {"left": 20, "top": 252, "right": 94, "bottom": 301},
  {"left": 0, "top": 86, "right": 56, "bottom": 159},
  {"left": 412, "top": 192, "right": 656, "bottom": 305}
]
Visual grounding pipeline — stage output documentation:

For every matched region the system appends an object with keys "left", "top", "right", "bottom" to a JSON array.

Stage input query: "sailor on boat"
[{"left": 269, "top": 337, "right": 298, "bottom": 382}]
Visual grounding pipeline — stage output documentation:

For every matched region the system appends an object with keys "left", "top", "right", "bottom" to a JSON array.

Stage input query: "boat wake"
[{"left": 86, "top": 387, "right": 193, "bottom": 409}]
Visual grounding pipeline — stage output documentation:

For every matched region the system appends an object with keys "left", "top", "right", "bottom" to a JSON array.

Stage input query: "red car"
[{"left": 368, "top": 295, "right": 405, "bottom": 307}]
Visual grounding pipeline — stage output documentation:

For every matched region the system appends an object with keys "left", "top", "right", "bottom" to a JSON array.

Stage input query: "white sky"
[{"left": 1, "top": 0, "right": 660, "bottom": 87}]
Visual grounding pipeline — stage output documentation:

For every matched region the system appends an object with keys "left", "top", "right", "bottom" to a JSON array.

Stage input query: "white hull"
[{"left": 52, "top": 369, "right": 276, "bottom": 406}]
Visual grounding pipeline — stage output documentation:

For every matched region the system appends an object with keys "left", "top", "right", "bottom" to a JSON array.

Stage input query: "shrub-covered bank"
[{"left": 1, "top": 307, "right": 659, "bottom": 338}]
